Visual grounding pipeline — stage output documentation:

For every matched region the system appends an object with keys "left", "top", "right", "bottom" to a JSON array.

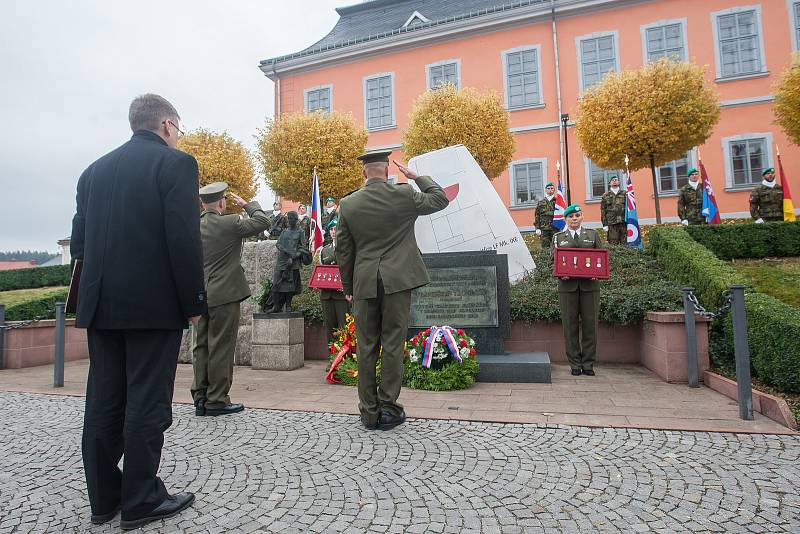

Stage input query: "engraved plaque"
[{"left": 409, "top": 266, "right": 498, "bottom": 328}]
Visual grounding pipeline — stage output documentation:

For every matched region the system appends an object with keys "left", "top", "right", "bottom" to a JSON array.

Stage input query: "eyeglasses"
[{"left": 163, "top": 120, "right": 185, "bottom": 138}]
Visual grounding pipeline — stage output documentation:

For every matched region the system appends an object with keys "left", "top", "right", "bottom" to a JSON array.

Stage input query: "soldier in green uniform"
[
  {"left": 267, "top": 200, "right": 288, "bottom": 238},
  {"left": 677, "top": 168, "right": 706, "bottom": 226},
  {"left": 533, "top": 182, "right": 557, "bottom": 248},
  {"left": 319, "top": 221, "right": 349, "bottom": 344},
  {"left": 193, "top": 182, "right": 271, "bottom": 416},
  {"left": 600, "top": 175, "right": 627, "bottom": 245},
  {"left": 750, "top": 168, "right": 784, "bottom": 223},
  {"left": 336, "top": 151, "right": 448, "bottom": 430},
  {"left": 554, "top": 204, "right": 604, "bottom": 376},
  {"left": 321, "top": 197, "right": 338, "bottom": 246},
  {"left": 297, "top": 204, "right": 311, "bottom": 244}
]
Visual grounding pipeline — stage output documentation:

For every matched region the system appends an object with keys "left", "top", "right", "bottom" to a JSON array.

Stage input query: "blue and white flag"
[{"left": 624, "top": 172, "right": 642, "bottom": 248}]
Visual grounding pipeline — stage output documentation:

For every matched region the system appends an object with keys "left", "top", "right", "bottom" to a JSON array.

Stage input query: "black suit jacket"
[{"left": 70, "top": 130, "right": 207, "bottom": 330}]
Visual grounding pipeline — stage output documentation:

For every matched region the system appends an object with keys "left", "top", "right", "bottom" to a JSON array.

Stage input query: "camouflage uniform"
[
  {"left": 267, "top": 212, "right": 288, "bottom": 238},
  {"left": 749, "top": 185, "right": 784, "bottom": 222},
  {"left": 677, "top": 183, "right": 706, "bottom": 225},
  {"left": 322, "top": 207, "right": 338, "bottom": 246},
  {"left": 534, "top": 197, "right": 557, "bottom": 248},
  {"left": 600, "top": 189, "right": 627, "bottom": 245}
]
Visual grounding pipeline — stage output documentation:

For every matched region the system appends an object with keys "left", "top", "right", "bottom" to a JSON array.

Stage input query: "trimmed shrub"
[
  {"left": 0, "top": 265, "right": 70, "bottom": 292},
  {"left": 685, "top": 221, "right": 800, "bottom": 260},
  {"left": 5, "top": 289, "right": 68, "bottom": 321}
]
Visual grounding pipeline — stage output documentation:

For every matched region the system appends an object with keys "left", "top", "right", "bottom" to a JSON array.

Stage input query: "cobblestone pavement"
[{"left": 1, "top": 392, "right": 798, "bottom": 533}]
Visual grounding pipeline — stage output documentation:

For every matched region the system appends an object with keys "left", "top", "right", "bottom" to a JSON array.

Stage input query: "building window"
[
  {"left": 427, "top": 60, "right": 460, "bottom": 90},
  {"left": 713, "top": 8, "right": 764, "bottom": 78},
  {"left": 644, "top": 21, "right": 687, "bottom": 61},
  {"left": 729, "top": 138, "right": 768, "bottom": 188},
  {"left": 304, "top": 86, "right": 331, "bottom": 113},
  {"left": 578, "top": 34, "right": 617, "bottom": 90},
  {"left": 793, "top": 1, "right": 800, "bottom": 51},
  {"left": 503, "top": 46, "right": 541, "bottom": 109},
  {"left": 587, "top": 160, "right": 621, "bottom": 199},
  {"left": 511, "top": 160, "right": 545, "bottom": 207},
  {"left": 364, "top": 74, "right": 394, "bottom": 130},
  {"left": 657, "top": 153, "right": 691, "bottom": 193}
]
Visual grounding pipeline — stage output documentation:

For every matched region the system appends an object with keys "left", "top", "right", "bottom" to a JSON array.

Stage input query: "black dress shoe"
[
  {"left": 120, "top": 492, "right": 195, "bottom": 530},
  {"left": 570, "top": 369, "right": 582, "bottom": 376},
  {"left": 582, "top": 369, "right": 596, "bottom": 376},
  {"left": 377, "top": 411, "right": 406, "bottom": 431},
  {"left": 204, "top": 403, "right": 244, "bottom": 416},
  {"left": 361, "top": 417, "right": 378, "bottom": 430},
  {"left": 90, "top": 505, "right": 120, "bottom": 525},
  {"left": 195, "top": 399, "right": 206, "bottom": 416}
]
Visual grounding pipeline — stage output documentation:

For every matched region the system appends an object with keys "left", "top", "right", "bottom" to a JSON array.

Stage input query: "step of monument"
[{"left": 476, "top": 352, "right": 551, "bottom": 383}]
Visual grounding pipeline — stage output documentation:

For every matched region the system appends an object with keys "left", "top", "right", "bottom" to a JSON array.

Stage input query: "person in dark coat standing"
[
  {"left": 70, "top": 94, "right": 206, "bottom": 530},
  {"left": 319, "top": 220, "right": 349, "bottom": 343}
]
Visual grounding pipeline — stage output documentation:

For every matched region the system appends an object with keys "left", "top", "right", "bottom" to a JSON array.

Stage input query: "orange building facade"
[{"left": 260, "top": 0, "right": 800, "bottom": 228}]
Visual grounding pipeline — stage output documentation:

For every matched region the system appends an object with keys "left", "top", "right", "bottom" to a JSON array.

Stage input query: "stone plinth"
[
  {"left": 1, "top": 319, "right": 88, "bottom": 369},
  {"left": 251, "top": 312, "right": 304, "bottom": 371},
  {"left": 641, "top": 311, "right": 710, "bottom": 383}
]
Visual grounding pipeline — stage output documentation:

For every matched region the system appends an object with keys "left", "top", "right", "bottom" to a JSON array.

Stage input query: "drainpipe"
[
  {"left": 272, "top": 67, "right": 281, "bottom": 119},
  {"left": 551, "top": 0, "right": 565, "bottom": 181}
]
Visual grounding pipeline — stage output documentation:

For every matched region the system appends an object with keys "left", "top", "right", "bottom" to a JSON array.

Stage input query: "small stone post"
[{"left": 251, "top": 312, "right": 305, "bottom": 370}]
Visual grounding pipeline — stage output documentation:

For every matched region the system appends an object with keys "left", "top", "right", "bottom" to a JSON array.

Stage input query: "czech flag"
[
  {"left": 309, "top": 168, "right": 324, "bottom": 252},
  {"left": 699, "top": 161, "right": 721, "bottom": 224},
  {"left": 552, "top": 180, "right": 567, "bottom": 231},
  {"left": 624, "top": 172, "right": 642, "bottom": 248},
  {"left": 777, "top": 152, "right": 796, "bottom": 222}
]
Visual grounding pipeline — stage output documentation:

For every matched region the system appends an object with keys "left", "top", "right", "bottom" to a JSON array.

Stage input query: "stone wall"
[{"left": 178, "top": 240, "right": 278, "bottom": 365}]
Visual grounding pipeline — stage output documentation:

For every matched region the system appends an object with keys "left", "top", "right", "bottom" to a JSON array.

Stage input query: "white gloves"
[
  {"left": 755, "top": 218, "right": 764, "bottom": 224},
  {"left": 602, "top": 226, "right": 608, "bottom": 232},
  {"left": 681, "top": 220, "right": 689, "bottom": 226},
  {"left": 535, "top": 229, "right": 542, "bottom": 236}
]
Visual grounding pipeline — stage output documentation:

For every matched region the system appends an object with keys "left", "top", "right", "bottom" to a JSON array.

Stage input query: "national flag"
[
  {"left": 309, "top": 168, "right": 324, "bottom": 252},
  {"left": 624, "top": 171, "right": 642, "bottom": 248},
  {"left": 777, "top": 152, "right": 796, "bottom": 222},
  {"left": 698, "top": 160, "right": 721, "bottom": 224},
  {"left": 552, "top": 173, "right": 567, "bottom": 231}
]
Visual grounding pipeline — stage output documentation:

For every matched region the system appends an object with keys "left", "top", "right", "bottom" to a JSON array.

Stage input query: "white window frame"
[
  {"left": 362, "top": 72, "right": 396, "bottom": 131},
  {"left": 710, "top": 5, "right": 768, "bottom": 81},
  {"left": 584, "top": 157, "right": 623, "bottom": 201},
  {"left": 425, "top": 59, "right": 461, "bottom": 90},
  {"left": 656, "top": 150, "right": 697, "bottom": 194},
  {"left": 640, "top": 18, "right": 688, "bottom": 62},
  {"left": 509, "top": 157, "right": 548, "bottom": 208},
  {"left": 304, "top": 84, "right": 333, "bottom": 114},
  {"left": 721, "top": 132, "right": 774, "bottom": 189},
  {"left": 790, "top": 0, "right": 800, "bottom": 52},
  {"left": 576, "top": 31, "right": 620, "bottom": 92},
  {"left": 501, "top": 45, "right": 544, "bottom": 110}
]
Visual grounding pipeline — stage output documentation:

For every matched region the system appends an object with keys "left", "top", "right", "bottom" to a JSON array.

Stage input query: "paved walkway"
[
  {"left": 0, "top": 392, "right": 798, "bottom": 533},
  {"left": 0, "top": 361, "right": 793, "bottom": 434}
]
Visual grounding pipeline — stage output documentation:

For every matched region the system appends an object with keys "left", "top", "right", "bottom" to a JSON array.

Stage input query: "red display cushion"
[
  {"left": 308, "top": 264, "right": 344, "bottom": 290},
  {"left": 552, "top": 247, "right": 610, "bottom": 280}
]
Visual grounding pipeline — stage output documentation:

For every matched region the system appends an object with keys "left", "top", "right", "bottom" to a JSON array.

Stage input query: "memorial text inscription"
[{"left": 410, "top": 266, "right": 498, "bottom": 327}]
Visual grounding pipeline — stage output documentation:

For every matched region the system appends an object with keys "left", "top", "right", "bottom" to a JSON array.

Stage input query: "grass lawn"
[
  {"left": 730, "top": 257, "right": 800, "bottom": 308},
  {"left": 0, "top": 286, "right": 69, "bottom": 308}
]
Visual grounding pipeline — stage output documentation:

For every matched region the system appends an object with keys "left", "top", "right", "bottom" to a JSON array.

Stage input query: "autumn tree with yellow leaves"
[
  {"left": 774, "top": 54, "right": 800, "bottom": 146},
  {"left": 178, "top": 129, "right": 257, "bottom": 211},
  {"left": 256, "top": 112, "right": 368, "bottom": 201},
  {"left": 403, "top": 84, "right": 515, "bottom": 179},
  {"left": 576, "top": 59, "right": 720, "bottom": 223}
]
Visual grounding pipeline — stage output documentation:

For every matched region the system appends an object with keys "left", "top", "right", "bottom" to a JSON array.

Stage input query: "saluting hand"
[
  {"left": 393, "top": 160, "right": 419, "bottom": 181},
  {"left": 228, "top": 192, "right": 248, "bottom": 208}
]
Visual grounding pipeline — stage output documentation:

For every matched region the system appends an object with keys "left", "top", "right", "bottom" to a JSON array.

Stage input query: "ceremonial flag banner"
[
  {"left": 553, "top": 178, "right": 567, "bottom": 231},
  {"left": 699, "top": 161, "right": 722, "bottom": 225},
  {"left": 310, "top": 168, "right": 324, "bottom": 252},
  {"left": 624, "top": 172, "right": 642, "bottom": 248},
  {"left": 777, "top": 152, "right": 796, "bottom": 222}
]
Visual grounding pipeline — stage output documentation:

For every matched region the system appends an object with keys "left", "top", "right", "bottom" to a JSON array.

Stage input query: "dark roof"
[{"left": 261, "top": 0, "right": 551, "bottom": 68}]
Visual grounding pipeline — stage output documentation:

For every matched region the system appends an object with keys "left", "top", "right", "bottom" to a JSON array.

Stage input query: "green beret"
[
  {"left": 761, "top": 167, "right": 775, "bottom": 176},
  {"left": 199, "top": 181, "right": 227, "bottom": 203},
  {"left": 327, "top": 219, "right": 338, "bottom": 229},
  {"left": 563, "top": 204, "right": 582, "bottom": 217},
  {"left": 687, "top": 168, "right": 699, "bottom": 176},
  {"left": 545, "top": 182, "right": 555, "bottom": 188},
  {"left": 325, "top": 197, "right": 335, "bottom": 203},
  {"left": 607, "top": 175, "right": 619, "bottom": 184}
]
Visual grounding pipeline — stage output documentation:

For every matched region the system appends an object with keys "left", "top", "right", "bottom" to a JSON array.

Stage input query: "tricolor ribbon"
[
  {"left": 325, "top": 342, "right": 351, "bottom": 384},
  {"left": 421, "top": 326, "right": 463, "bottom": 368}
]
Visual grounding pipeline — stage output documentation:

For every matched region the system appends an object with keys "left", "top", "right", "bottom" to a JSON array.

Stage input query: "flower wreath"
[{"left": 406, "top": 326, "right": 476, "bottom": 368}]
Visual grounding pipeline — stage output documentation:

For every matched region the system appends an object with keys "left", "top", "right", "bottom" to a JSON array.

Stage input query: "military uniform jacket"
[
  {"left": 600, "top": 190, "right": 626, "bottom": 226},
  {"left": 201, "top": 201, "right": 271, "bottom": 308},
  {"left": 554, "top": 228, "right": 603, "bottom": 293},
  {"left": 320, "top": 244, "right": 346, "bottom": 301},
  {"left": 749, "top": 184, "right": 784, "bottom": 219},
  {"left": 322, "top": 208, "right": 338, "bottom": 231},
  {"left": 268, "top": 212, "right": 287, "bottom": 238},
  {"left": 336, "top": 176, "right": 449, "bottom": 300},
  {"left": 534, "top": 198, "right": 556, "bottom": 231},
  {"left": 677, "top": 183, "right": 704, "bottom": 224}
]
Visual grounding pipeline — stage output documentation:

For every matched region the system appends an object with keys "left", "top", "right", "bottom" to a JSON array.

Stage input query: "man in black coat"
[{"left": 70, "top": 94, "right": 206, "bottom": 530}]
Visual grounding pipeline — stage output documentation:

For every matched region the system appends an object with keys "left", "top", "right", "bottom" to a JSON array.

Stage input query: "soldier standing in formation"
[
  {"left": 600, "top": 175, "right": 627, "bottom": 245},
  {"left": 336, "top": 150, "right": 448, "bottom": 431},
  {"left": 750, "top": 168, "right": 784, "bottom": 223},
  {"left": 268, "top": 200, "right": 288, "bottom": 238},
  {"left": 297, "top": 203, "right": 311, "bottom": 242},
  {"left": 533, "top": 182, "right": 557, "bottom": 248},
  {"left": 319, "top": 220, "right": 349, "bottom": 344},
  {"left": 322, "top": 197, "right": 338, "bottom": 246},
  {"left": 554, "top": 204, "right": 604, "bottom": 376},
  {"left": 677, "top": 168, "right": 706, "bottom": 226},
  {"left": 193, "top": 183, "right": 271, "bottom": 417}
]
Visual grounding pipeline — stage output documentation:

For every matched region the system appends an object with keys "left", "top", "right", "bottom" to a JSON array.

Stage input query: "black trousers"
[{"left": 82, "top": 328, "right": 181, "bottom": 519}]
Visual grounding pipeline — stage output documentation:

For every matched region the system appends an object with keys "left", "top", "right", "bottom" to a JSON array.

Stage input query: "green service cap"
[
  {"left": 545, "top": 182, "right": 555, "bottom": 188},
  {"left": 761, "top": 167, "right": 775, "bottom": 176},
  {"left": 199, "top": 182, "right": 227, "bottom": 203},
  {"left": 356, "top": 149, "right": 392, "bottom": 164},
  {"left": 687, "top": 168, "right": 699, "bottom": 176},
  {"left": 563, "top": 204, "right": 582, "bottom": 217}
]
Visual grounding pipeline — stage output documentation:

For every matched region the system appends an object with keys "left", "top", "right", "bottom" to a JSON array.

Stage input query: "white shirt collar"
[
  {"left": 272, "top": 210, "right": 282, "bottom": 216},
  {"left": 545, "top": 194, "right": 555, "bottom": 201},
  {"left": 762, "top": 180, "right": 776, "bottom": 188},
  {"left": 610, "top": 187, "right": 620, "bottom": 194},
  {"left": 688, "top": 180, "right": 699, "bottom": 190},
  {"left": 326, "top": 206, "right": 335, "bottom": 214},
  {"left": 568, "top": 226, "right": 582, "bottom": 237}
]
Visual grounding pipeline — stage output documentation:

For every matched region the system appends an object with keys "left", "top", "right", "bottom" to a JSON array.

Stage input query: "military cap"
[
  {"left": 199, "top": 182, "right": 227, "bottom": 203},
  {"left": 687, "top": 168, "right": 699, "bottom": 176},
  {"left": 545, "top": 182, "right": 555, "bottom": 188},
  {"left": 563, "top": 204, "right": 582, "bottom": 217},
  {"left": 356, "top": 149, "right": 392, "bottom": 164},
  {"left": 761, "top": 167, "right": 775, "bottom": 176},
  {"left": 325, "top": 197, "right": 335, "bottom": 203},
  {"left": 327, "top": 218, "right": 338, "bottom": 228},
  {"left": 607, "top": 175, "right": 619, "bottom": 184}
]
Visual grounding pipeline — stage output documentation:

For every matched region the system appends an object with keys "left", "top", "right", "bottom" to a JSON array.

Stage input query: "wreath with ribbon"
[{"left": 406, "top": 326, "right": 476, "bottom": 368}]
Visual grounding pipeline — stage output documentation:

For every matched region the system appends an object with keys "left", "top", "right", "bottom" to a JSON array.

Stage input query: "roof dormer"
[{"left": 402, "top": 10, "right": 430, "bottom": 29}]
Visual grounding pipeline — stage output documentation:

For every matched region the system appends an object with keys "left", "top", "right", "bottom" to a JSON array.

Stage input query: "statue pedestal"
[{"left": 251, "top": 312, "right": 304, "bottom": 371}]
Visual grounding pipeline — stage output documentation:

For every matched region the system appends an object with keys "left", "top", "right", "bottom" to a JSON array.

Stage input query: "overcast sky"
[{"left": 0, "top": 0, "right": 342, "bottom": 252}]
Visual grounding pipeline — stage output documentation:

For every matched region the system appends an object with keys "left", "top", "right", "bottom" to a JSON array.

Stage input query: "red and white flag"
[{"left": 309, "top": 167, "right": 324, "bottom": 252}]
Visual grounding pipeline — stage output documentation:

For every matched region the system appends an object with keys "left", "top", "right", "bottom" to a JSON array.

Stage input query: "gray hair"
[{"left": 128, "top": 93, "right": 180, "bottom": 132}]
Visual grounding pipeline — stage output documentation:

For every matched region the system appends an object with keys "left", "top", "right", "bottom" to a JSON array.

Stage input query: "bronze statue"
[{"left": 267, "top": 211, "right": 311, "bottom": 313}]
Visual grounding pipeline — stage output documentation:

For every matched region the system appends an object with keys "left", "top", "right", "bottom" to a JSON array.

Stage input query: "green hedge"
[
  {"left": 0, "top": 265, "right": 70, "bottom": 292},
  {"left": 5, "top": 289, "right": 68, "bottom": 321},
  {"left": 685, "top": 221, "right": 800, "bottom": 260}
]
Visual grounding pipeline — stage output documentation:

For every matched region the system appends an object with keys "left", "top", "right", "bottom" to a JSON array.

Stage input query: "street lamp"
[{"left": 560, "top": 113, "right": 572, "bottom": 205}]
